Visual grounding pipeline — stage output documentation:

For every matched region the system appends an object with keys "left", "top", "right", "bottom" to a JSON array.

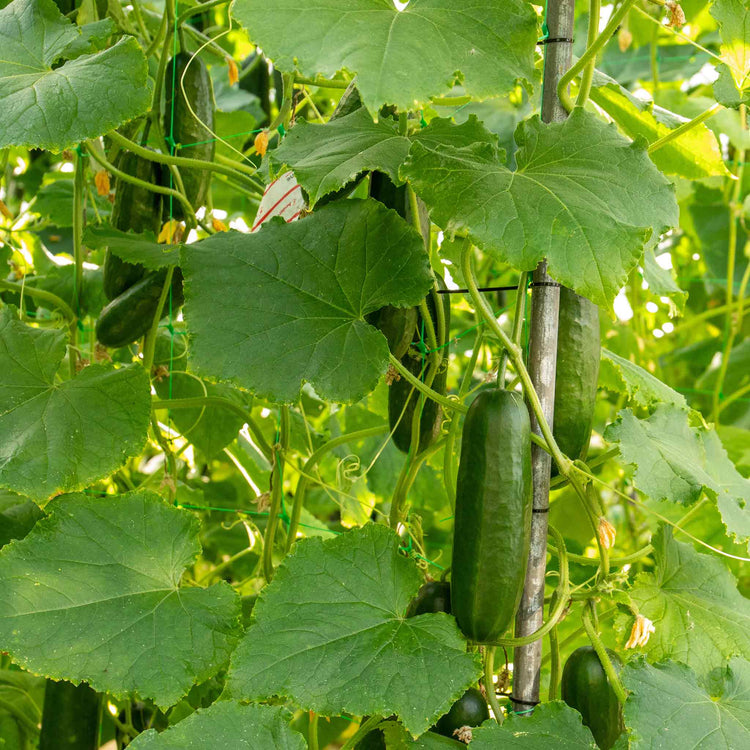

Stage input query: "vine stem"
[
  {"left": 286, "top": 425, "right": 387, "bottom": 550},
  {"left": 548, "top": 616, "right": 561, "bottom": 701},
  {"left": 71, "top": 149, "right": 85, "bottom": 376},
  {"left": 0, "top": 280, "right": 76, "bottom": 326},
  {"left": 582, "top": 602, "right": 627, "bottom": 704},
  {"left": 497, "top": 272, "right": 527, "bottom": 386},
  {"left": 648, "top": 103, "right": 723, "bottom": 154},
  {"left": 153, "top": 397, "right": 273, "bottom": 460},
  {"left": 575, "top": 0, "right": 601, "bottom": 108},
  {"left": 484, "top": 647, "right": 504, "bottom": 724},
  {"left": 85, "top": 143, "right": 196, "bottom": 228},
  {"left": 176, "top": 0, "right": 227, "bottom": 28},
  {"left": 262, "top": 406, "right": 290, "bottom": 582},
  {"left": 388, "top": 354, "right": 466, "bottom": 414},
  {"left": 557, "top": 0, "right": 639, "bottom": 112},
  {"left": 341, "top": 716, "right": 383, "bottom": 750},
  {"left": 308, "top": 714, "right": 319, "bottom": 750},
  {"left": 293, "top": 74, "right": 350, "bottom": 89}
]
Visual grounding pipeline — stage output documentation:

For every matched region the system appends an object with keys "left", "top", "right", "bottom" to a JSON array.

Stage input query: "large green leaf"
[
  {"left": 641, "top": 247, "right": 687, "bottom": 316},
  {"left": 0, "top": 491, "right": 241, "bottom": 707},
  {"left": 0, "top": 308, "right": 151, "bottom": 503},
  {"left": 83, "top": 226, "right": 180, "bottom": 270},
  {"left": 180, "top": 199, "right": 433, "bottom": 403},
  {"left": 605, "top": 406, "right": 750, "bottom": 543},
  {"left": 129, "top": 702, "right": 305, "bottom": 749},
  {"left": 0, "top": 0, "right": 151, "bottom": 151},
  {"left": 589, "top": 70, "right": 727, "bottom": 179},
  {"left": 599, "top": 349, "right": 687, "bottom": 410},
  {"left": 225, "top": 524, "right": 481, "bottom": 737},
  {"left": 271, "top": 111, "right": 496, "bottom": 206},
  {"left": 401, "top": 109, "right": 678, "bottom": 307},
  {"left": 711, "top": 0, "right": 750, "bottom": 107},
  {"left": 470, "top": 702, "right": 596, "bottom": 748},
  {"left": 622, "top": 658, "right": 750, "bottom": 748},
  {"left": 621, "top": 527, "right": 750, "bottom": 676},
  {"left": 231, "top": 0, "right": 537, "bottom": 113}
]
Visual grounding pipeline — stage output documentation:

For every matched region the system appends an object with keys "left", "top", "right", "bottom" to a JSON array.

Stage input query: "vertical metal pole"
[{"left": 511, "top": 0, "right": 575, "bottom": 713}]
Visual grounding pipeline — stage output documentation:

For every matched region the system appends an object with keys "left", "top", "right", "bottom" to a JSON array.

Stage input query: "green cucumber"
[
  {"left": 553, "top": 287, "right": 600, "bottom": 465},
  {"left": 388, "top": 285, "right": 450, "bottom": 455},
  {"left": 561, "top": 646, "right": 624, "bottom": 750},
  {"left": 163, "top": 52, "right": 215, "bottom": 220},
  {"left": 239, "top": 52, "right": 283, "bottom": 127},
  {"left": 96, "top": 269, "right": 184, "bottom": 349},
  {"left": 366, "top": 305, "right": 417, "bottom": 359},
  {"left": 451, "top": 388, "right": 532, "bottom": 643},
  {"left": 406, "top": 580, "right": 451, "bottom": 617},
  {"left": 39, "top": 680, "right": 99, "bottom": 750},
  {"left": 433, "top": 688, "right": 489, "bottom": 741},
  {"left": 103, "top": 150, "right": 162, "bottom": 300}
]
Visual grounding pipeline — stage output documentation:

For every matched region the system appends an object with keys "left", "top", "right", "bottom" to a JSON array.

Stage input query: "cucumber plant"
[{"left": 0, "top": 0, "right": 748, "bottom": 748}]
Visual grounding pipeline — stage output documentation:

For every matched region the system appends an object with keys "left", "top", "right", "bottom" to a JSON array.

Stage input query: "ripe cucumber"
[
  {"left": 553, "top": 287, "right": 600, "bottom": 465},
  {"left": 433, "top": 688, "right": 489, "bottom": 741},
  {"left": 451, "top": 388, "right": 532, "bottom": 643},
  {"left": 163, "top": 52, "right": 215, "bottom": 219},
  {"left": 561, "top": 646, "right": 624, "bottom": 750},
  {"left": 103, "top": 151, "right": 162, "bottom": 300},
  {"left": 388, "top": 285, "right": 450, "bottom": 454},
  {"left": 96, "top": 269, "right": 184, "bottom": 349},
  {"left": 406, "top": 580, "right": 451, "bottom": 617},
  {"left": 39, "top": 680, "right": 99, "bottom": 750}
]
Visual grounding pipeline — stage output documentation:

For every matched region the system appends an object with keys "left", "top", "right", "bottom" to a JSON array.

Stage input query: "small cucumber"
[
  {"left": 96, "top": 269, "right": 184, "bottom": 349},
  {"left": 163, "top": 52, "right": 215, "bottom": 219},
  {"left": 561, "top": 646, "right": 624, "bottom": 750},
  {"left": 406, "top": 580, "right": 451, "bottom": 617},
  {"left": 365, "top": 305, "right": 417, "bottom": 359},
  {"left": 103, "top": 150, "right": 162, "bottom": 300},
  {"left": 433, "top": 688, "right": 489, "bottom": 741},
  {"left": 451, "top": 388, "right": 532, "bottom": 643},
  {"left": 388, "top": 284, "right": 450, "bottom": 455},
  {"left": 39, "top": 680, "right": 99, "bottom": 750},
  {"left": 553, "top": 287, "right": 600, "bottom": 465}
]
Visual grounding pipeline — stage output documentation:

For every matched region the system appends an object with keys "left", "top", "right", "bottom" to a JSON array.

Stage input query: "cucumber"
[
  {"left": 365, "top": 305, "right": 417, "bottom": 359},
  {"left": 103, "top": 150, "right": 162, "bottom": 300},
  {"left": 39, "top": 680, "right": 99, "bottom": 750},
  {"left": 561, "top": 646, "right": 624, "bottom": 750},
  {"left": 433, "top": 688, "right": 489, "bottom": 741},
  {"left": 239, "top": 52, "right": 283, "bottom": 127},
  {"left": 406, "top": 580, "right": 451, "bottom": 617},
  {"left": 96, "top": 269, "right": 184, "bottom": 349},
  {"left": 451, "top": 388, "right": 532, "bottom": 643},
  {"left": 163, "top": 52, "right": 215, "bottom": 219},
  {"left": 553, "top": 287, "right": 600, "bottom": 466},
  {"left": 388, "top": 285, "right": 450, "bottom": 454}
]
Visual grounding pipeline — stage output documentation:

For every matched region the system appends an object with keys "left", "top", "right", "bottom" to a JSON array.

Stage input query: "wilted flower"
[
  {"left": 598, "top": 517, "right": 616, "bottom": 550},
  {"left": 158, "top": 219, "right": 184, "bottom": 244},
  {"left": 625, "top": 614, "right": 655, "bottom": 649},
  {"left": 227, "top": 57, "right": 239, "bottom": 86},
  {"left": 618, "top": 28, "right": 633, "bottom": 53},
  {"left": 666, "top": 1, "right": 686, "bottom": 27},
  {"left": 94, "top": 169, "right": 111, "bottom": 196}
]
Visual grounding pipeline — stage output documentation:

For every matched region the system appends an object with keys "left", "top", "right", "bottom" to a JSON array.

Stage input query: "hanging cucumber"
[
  {"left": 39, "top": 680, "right": 99, "bottom": 750},
  {"left": 388, "top": 284, "right": 450, "bottom": 454},
  {"left": 432, "top": 688, "right": 489, "bottom": 741},
  {"left": 406, "top": 580, "right": 451, "bottom": 617},
  {"left": 451, "top": 388, "right": 532, "bottom": 643},
  {"left": 366, "top": 305, "right": 417, "bottom": 360},
  {"left": 239, "top": 51, "right": 283, "bottom": 127},
  {"left": 96, "top": 269, "right": 184, "bottom": 349},
  {"left": 103, "top": 151, "right": 162, "bottom": 300},
  {"left": 163, "top": 52, "right": 215, "bottom": 220},
  {"left": 553, "top": 287, "right": 600, "bottom": 467},
  {"left": 561, "top": 646, "right": 624, "bottom": 750}
]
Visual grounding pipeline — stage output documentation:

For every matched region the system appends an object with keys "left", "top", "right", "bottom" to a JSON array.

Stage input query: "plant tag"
[{"left": 252, "top": 171, "right": 305, "bottom": 231}]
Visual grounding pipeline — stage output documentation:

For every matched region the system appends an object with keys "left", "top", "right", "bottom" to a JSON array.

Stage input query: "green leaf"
[
  {"left": 605, "top": 406, "right": 750, "bottom": 543},
  {"left": 711, "top": 0, "right": 750, "bottom": 108},
  {"left": 128, "top": 701, "right": 305, "bottom": 749},
  {"left": 83, "top": 225, "right": 180, "bottom": 269},
  {"left": 470, "top": 702, "right": 597, "bottom": 748},
  {"left": 231, "top": 0, "right": 538, "bottom": 113},
  {"left": 401, "top": 109, "right": 678, "bottom": 307},
  {"left": 0, "top": 0, "right": 152, "bottom": 151},
  {"left": 181, "top": 199, "right": 433, "bottom": 403},
  {"left": 622, "top": 658, "right": 750, "bottom": 748},
  {"left": 641, "top": 248, "right": 687, "bottom": 316},
  {"left": 271, "top": 110, "right": 495, "bottom": 207},
  {"left": 0, "top": 492, "right": 43, "bottom": 548},
  {"left": 0, "top": 491, "right": 241, "bottom": 707},
  {"left": 600, "top": 349, "right": 687, "bottom": 409},
  {"left": 621, "top": 527, "right": 750, "bottom": 675},
  {"left": 225, "top": 524, "right": 481, "bottom": 737},
  {"left": 588, "top": 70, "right": 728, "bottom": 179},
  {"left": 0, "top": 309, "right": 151, "bottom": 503},
  {"left": 35, "top": 179, "right": 111, "bottom": 227}
]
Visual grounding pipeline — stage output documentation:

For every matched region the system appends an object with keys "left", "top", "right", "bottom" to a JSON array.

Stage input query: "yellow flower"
[
  {"left": 158, "top": 219, "right": 184, "bottom": 244},
  {"left": 618, "top": 28, "right": 633, "bottom": 53},
  {"left": 227, "top": 58, "right": 239, "bottom": 87},
  {"left": 254, "top": 130, "right": 269, "bottom": 157},
  {"left": 212, "top": 217, "right": 228, "bottom": 232},
  {"left": 625, "top": 614, "right": 655, "bottom": 649},
  {"left": 94, "top": 170, "right": 111, "bottom": 196},
  {"left": 598, "top": 517, "right": 616, "bottom": 550}
]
